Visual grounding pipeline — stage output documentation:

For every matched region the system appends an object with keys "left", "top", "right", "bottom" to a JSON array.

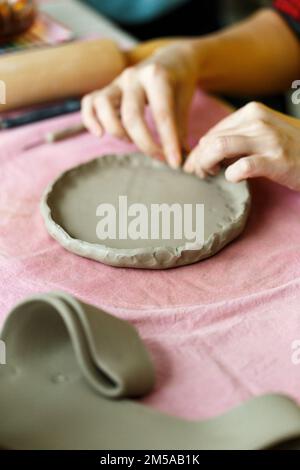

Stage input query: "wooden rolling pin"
[
  {"left": 0, "top": 37, "right": 176, "bottom": 111},
  {"left": 0, "top": 39, "right": 126, "bottom": 111}
]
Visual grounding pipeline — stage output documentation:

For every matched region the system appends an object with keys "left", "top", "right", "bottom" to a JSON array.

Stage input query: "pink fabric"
[{"left": 1, "top": 90, "right": 300, "bottom": 420}]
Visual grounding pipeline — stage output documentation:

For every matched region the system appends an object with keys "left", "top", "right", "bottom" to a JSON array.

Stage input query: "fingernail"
[
  {"left": 225, "top": 165, "right": 241, "bottom": 182},
  {"left": 207, "top": 167, "right": 219, "bottom": 176},
  {"left": 169, "top": 159, "right": 180, "bottom": 170},
  {"left": 183, "top": 155, "right": 194, "bottom": 173},
  {"left": 153, "top": 148, "right": 164, "bottom": 160},
  {"left": 183, "top": 163, "right": 193, "bottom": 173},
  {"left": 93, "top": 127, "right": 102, "bottom": 137}
]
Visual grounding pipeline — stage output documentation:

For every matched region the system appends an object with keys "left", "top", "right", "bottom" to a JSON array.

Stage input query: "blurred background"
[
  {"left": 0, "top": 0, "right": 292, "bottom": 115},
  {"left": 82, "top": 0, "right": 285, "bottom": 112},
  {"left": 83, "top": 0, "right": 273, "bottom": 39}
]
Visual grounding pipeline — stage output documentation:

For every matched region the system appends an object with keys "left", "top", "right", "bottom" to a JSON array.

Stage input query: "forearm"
[
  {"left": 127, "top": 9, "right": 300, "bottom": 96},
  {"left": 191, "top": 8, "right": 300, "bottom": 95}
]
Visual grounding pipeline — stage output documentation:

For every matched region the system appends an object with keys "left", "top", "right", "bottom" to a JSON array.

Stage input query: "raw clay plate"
[{"left": 41, "top": 153, "right": 251, "bottom": 269}]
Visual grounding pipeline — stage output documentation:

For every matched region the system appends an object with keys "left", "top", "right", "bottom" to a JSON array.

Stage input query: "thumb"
[{"left": 225, "top": 155, "right": 270, "bottom": 182}]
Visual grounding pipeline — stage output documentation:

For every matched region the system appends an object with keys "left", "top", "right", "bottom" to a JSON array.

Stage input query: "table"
[
  {"left": 1, "top": 0, "right": 300, "bottom": 425},
  {"left": 40, "top": 0, "right": 137, "bottom": 47}
]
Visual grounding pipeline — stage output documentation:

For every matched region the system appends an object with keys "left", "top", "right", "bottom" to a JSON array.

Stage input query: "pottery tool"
[
  {"left": 0, "top": 99, "right": 81, "bottom": 129},
  {"left": 23, "top": 123, "right": 86, "bottom": 151}
]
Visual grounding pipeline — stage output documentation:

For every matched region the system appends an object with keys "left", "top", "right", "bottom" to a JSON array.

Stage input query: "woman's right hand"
[{"left": 81, "top": 41, "right": 200, "bottom": 169}]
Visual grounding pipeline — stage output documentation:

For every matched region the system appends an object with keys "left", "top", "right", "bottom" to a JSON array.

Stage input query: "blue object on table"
[
  {"left": 84, "top": 0, "right": 189, "bottom": 24},
  {"left": 0, "top": 99, "right": 81, "bottom": 129}
]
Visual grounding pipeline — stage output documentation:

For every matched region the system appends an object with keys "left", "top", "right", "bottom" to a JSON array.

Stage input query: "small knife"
[{"left": 23, "top": 123, "right": 86, "bottom": 151}]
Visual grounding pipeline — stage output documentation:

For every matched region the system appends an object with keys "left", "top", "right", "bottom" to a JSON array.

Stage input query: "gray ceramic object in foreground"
[
  {"left": 1, "top": 292, "right": 300, "bottom": 450},
  {"left": 41, "top": 153, "right": 251, "bottom": 269}
]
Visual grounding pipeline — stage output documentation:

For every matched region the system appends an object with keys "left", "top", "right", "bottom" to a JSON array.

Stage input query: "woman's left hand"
[{"left": 184, "top": 101, "right": 300, "bottom": 191}]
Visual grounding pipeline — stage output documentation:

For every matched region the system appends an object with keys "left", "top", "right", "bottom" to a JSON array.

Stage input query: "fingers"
[
  {"left": 141, "top": 66, "right": 182, "bottom": 168},
  {"left": 121, "top": 85, "right": 162, "bottom": 156},
  {"left": 184, "top": 150, "right": 205, "bottom": 177},
  {"left": 225, "top": 155, "right": 270, "bottom": 182},
  {"left": 184, "top": 135, "right": 258, "bottom": 177},
  {"left": 81, "top": 85, "right": 127, "bottom": 140},
  {"left": 81, "top": 94, "right": 103, "bottom": 137},
  {"left": 175, "top": 84, "right": 194, "bottom": 153},
  {"left": 181, "top": 101, "right": 290, "bottom": 187},
  {"left": 82, "top": 63, "right": 186, "bottom": 169},
  {"left": 206, "top": 101, "right": 270, "bottom": 136},
  {"left": 93, "top": 86, "right": 128, "bottom": 140}
]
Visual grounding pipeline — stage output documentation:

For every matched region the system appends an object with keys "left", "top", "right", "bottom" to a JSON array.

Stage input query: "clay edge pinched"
[{"left": 40, "top": 153, "right": 251, "bottom": 269}]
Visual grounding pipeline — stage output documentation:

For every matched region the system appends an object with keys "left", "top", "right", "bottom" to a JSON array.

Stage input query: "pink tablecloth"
[{"left": 1, "top": 90, "right": 300, "bottom": 420}]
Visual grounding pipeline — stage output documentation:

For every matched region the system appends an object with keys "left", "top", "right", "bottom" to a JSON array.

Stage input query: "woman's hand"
[
  {"left": 81, "top": 41, "right": 200, "bottom": 168},
  {"left": 81, "top": 7, "right": 300, "bottom": 179},
  {"left": 184, "top": 102, "right": 300, "bottom": 191}
]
